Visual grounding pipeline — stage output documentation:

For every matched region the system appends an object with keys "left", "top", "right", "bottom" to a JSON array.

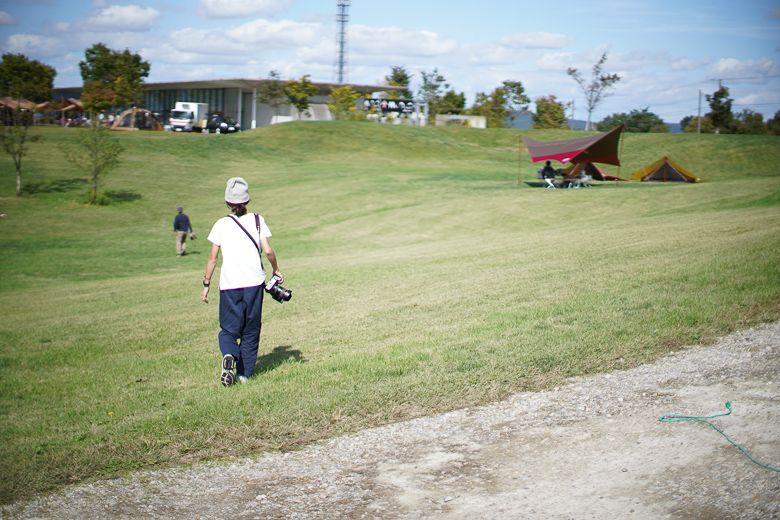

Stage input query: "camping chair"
[
  {"left": 564, "top": 170, "right": 591, "bottom": 188},
  {"left": 567, "top": 173, "right": 592, "bottom": 188}
]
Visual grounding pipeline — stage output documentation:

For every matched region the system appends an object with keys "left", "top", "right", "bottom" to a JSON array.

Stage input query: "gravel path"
[{"left": 5, "top": 322, "right": 780, "bottom": 519}]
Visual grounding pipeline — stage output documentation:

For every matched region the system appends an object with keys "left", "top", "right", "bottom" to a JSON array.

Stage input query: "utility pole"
[
  {"left": 334, "top": 1, "right": 350, "bottom": 83},
  {"left": 697, "top": 89, "right": 701, "bottom": 134},
  {"left": 570, "top": 99, "right": 575, "bottom": 130}
]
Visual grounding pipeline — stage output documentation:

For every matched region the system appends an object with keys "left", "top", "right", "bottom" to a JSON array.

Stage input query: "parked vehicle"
[
  {"left": 206, "top": 114, "right": 241, "bottom": 134},
  {"left": 169, "top": 102, "right": 209, "bottom": 132}
]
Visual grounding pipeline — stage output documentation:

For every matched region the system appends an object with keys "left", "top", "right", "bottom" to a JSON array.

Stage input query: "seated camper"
[
  {"left": 539, "top": 160, "right": 558, "bottom": 188},
  {"left": 562, "top": 163, "right": 592, "bottom": 188}
]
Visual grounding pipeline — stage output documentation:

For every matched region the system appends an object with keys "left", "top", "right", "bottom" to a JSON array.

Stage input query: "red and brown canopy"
[{"left": 522, "top": 125, "right": 624, "bottom": 166}]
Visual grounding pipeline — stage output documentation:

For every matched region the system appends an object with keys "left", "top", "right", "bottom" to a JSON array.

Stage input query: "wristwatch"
[{"left": 203, "top": 279, "right": 210, "bottom": 287}]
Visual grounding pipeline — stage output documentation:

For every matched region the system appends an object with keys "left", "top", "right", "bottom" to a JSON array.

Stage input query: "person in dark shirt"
[
  {"left": 541, "top": 160, "right": 558, "bottom": 188},
  {"left": 173, "top": 206, "right": 193, "bottom": 256}
]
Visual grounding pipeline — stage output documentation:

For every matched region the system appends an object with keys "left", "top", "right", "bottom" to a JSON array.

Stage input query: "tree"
[
  {"left": 439, "top": 90, "right": 466, "bottom": 115},
  {"left": 79, "top": 43, "right": 150, "bottom": 112},
  {"left": 532, "top": 95, "right": 569, "bottom": 129},
  {"left": 327, "top": 85, "right": 361, "bottom": 121},
  {"left": 284, "top": 75, "right": 319, "bottom": 120},
  {"left": 384, "top": 66, "right": 412, "bottom": 99},
  {"left": 418, "top": 68, "right": 449, "bottom": 122},
  {"left": 81, "top": 81, "right": 116, "bottom": 113},
  {"left": 684, "top": 116, "right": 715, "bottom": 134},
  {"left": 66, "top": 116, "right": 124, "bottom": 204},
  {"left": 732, "top": 109, "right": 767, "bottom": 135},
  {"left": 256, "top": 70, "right": 287, "bottom": 119},
  {"left": 598, "top": 108, "right": 668, "bottom": 133},
  {"left": 500, "top": 80, "right": 530, "bottom": 127},
  {"left": 0, "top": 53, "right": 56, "bottom": 196},
  {"left": 767, "top": 110, "right": 780, "bottom": 136},
  {"left": 567, "top": 53, "right": 621, "bottom": 131},
  {"left": 705, "top": 86, "right": 733, "bottom": 134},
  {"left": 0, "top": 53, "right": 56, "bottom": 102},
  {"left": 469, "top": 90, "right": 504, "bottom": 127},
  {"left": 468, "top": 81, "right": 530, "bottom": 128}
]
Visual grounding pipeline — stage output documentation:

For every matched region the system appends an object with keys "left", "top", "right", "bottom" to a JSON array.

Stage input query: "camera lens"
[{"left": 268, "top": 284, "right": 292, "bottom": 303}]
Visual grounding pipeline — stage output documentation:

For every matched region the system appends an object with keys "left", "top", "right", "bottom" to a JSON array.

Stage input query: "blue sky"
[{"left": 1, "top": 0, "right": 779, "bottom": 124}]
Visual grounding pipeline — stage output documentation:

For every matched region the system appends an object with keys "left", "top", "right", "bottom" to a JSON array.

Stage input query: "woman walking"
[{"left": 201, "top": 177, "right": 283, "bottom": 386}]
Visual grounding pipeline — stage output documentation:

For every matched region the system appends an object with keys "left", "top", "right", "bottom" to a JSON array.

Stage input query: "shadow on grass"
[
  {"left": 22, "top": 178, "right": 88, "bottom": 194},
  {"left": 255, "top": 345, "right": 306, "bottom": 374},
  {"left": 104, "top": 190, "right": 143, "bottom": 203}
]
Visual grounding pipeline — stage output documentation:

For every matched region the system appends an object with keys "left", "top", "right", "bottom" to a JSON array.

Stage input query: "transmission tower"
[{"left": 334, "top": 0, "right": 350, "bottom": 83}]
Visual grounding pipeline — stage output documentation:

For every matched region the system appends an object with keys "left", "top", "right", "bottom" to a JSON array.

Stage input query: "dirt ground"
[{"left": 6, "top": 322, "right": 780, "bottom": 519}]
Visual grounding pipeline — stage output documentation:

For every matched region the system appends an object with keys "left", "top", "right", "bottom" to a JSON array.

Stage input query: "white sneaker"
[
  {"left": 237, "top": 375, "right": 249, "bottom": 384},
  {"left": 220, "top": 355, "right": 236, "bottom": 387}
]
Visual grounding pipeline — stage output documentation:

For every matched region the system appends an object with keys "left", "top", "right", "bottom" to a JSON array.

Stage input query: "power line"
[{"left": 708, "top": 75, "right": 780, "bottom": 82}]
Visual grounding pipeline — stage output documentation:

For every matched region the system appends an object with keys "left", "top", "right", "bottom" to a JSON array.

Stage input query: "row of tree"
[
  {"left": 378, "top": 54, "right": 622, "bottom": 130},
  {"left": 679, "top": 86, "right": 780, "bottom": 135},
  {"left": 3, "top": 46, "right": 779, "bottom": 200},
  {"left": 378, "top": 57, "right": 780, "bottom": 136}
]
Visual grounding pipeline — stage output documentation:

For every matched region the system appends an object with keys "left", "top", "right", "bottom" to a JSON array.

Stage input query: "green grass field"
[{"left": 1, "top": 122, "right": 778, "bottom": 504}]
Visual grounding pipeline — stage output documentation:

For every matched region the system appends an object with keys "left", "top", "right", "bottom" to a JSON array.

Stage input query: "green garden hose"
[{"left": 659, "top": 402, "right": 779, "bottom": 473}]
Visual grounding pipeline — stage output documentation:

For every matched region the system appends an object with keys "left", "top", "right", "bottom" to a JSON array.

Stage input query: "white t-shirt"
[{"left": 207, "top": 213, "right": 272, "bottom": 290}]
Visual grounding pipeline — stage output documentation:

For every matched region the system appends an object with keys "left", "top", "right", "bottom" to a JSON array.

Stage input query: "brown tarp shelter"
[
  {"left": 37, "top": 98, "right": 83, "bottom": 112},
  {"left": 563, "top": 162, "right": 627, "bottom": 181},
  {"left": 0, "top": 97, "right": 37, "bottom": 110},
  {"left": 110, "top": 108, "right": 164, "bottom": 131},
  {"left": 521, "top": 125, "right": 624, "bottom": 166},
  {"left": 630, "top": 157, "right": 704, "bottom": 183}
]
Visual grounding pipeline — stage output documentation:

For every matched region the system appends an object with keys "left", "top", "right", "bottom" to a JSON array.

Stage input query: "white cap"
[{"left": 225, "top": 177, "right": 250, "bottom": 204}]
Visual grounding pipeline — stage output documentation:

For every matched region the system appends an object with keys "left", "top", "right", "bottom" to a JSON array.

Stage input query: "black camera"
[{"left": 265, "top": 275, "right": 292, "bottom": 303}]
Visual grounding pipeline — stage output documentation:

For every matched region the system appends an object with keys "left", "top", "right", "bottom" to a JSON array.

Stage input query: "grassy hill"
[{"left": 1, "top": 122, "right": 778, "bottom": 504}]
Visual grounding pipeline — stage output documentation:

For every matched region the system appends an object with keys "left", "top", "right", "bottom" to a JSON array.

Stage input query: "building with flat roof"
[{"left": 54, "top": 78, "right": 404, "bottom": 129}]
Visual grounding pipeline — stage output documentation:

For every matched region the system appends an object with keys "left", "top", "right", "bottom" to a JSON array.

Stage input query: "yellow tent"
[
  {"left": 630, "top": 157, "right": 704, "bottom": 183},
  {"left": 110, "top": 108, "right": 164, "bottom": 131}
]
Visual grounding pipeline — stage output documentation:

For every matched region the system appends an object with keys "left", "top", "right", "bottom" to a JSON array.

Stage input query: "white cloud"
[
  {"left": 497, "top": 32, "right": 574, "bottom": 50},
  {"left": 461, "top": 43, "right": 536, "bottom": 67},
  {"left": 536, "top": 45, "right": 612, "bottom": 72},
  {"left": 227, "top": 18, "right": 323, "bottom": 45},
  {"left": 0, "top": 10, "right": 17, "bottom": 25},
  {"left": 197, "top": 0, "right": 291, "bottom": 19},
  {"left": 142, "top": 42, "right": 237, "bottom": 65},
  {"left": 147, "top": 64, "right": 215, "bottom": 81},
  {"left": 165, "top": 19, "right": 325, "bottom": 58},
  {"left": 295, "top": 40, "right": 338, "bottom": 65},
  {"left": 84, "top": 5, "right": 161, "bottom": 31},
  {"left": 669, "top": 56, "right": 714, "bottom": 71},
  {"left": 3, "top": 34, "right": 62, "bottom": 58},
  {"left": 351, "top": 25, "right": 459, "bottom": 57},
  {"left": 707, "top": 57, "right": 780, "bottom": 82}
]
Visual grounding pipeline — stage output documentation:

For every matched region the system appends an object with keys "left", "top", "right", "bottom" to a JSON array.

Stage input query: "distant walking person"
[
  {"left": 201, "top": 177, "right": 283, "bottom": 386},
  {"left": 173, "top": 206, "right": 193, "bottom": 256}
]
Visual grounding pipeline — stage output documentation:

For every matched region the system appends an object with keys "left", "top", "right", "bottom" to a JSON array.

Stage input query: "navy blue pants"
[{"left": 219, "top": 285, "right": 264, "bottom": 378}]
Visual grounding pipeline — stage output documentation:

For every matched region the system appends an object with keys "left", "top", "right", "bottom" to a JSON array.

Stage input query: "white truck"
[{"left": 169, "top": 102, "right": 209, "bottom": 132}]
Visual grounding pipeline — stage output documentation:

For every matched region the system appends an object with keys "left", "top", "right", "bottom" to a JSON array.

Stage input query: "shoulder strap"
[{"left": 228, "top": 215, "right": 264, "bottom": 268}]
